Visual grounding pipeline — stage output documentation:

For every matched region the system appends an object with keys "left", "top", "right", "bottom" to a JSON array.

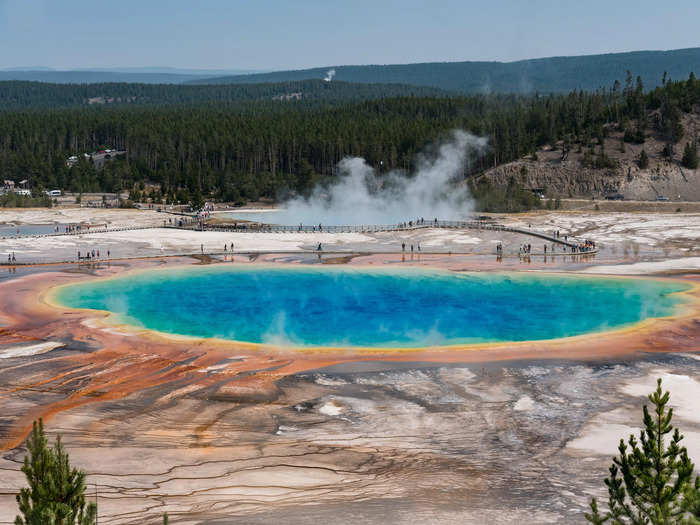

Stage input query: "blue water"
[
  {"left": 220, "top": 211, "right": 283, "bottom": 224},
  {"left": 55, "top": 267, "right": 689, "bottom": 348},
  {"left": 0, "top": 224, "right": 65, "bottom": 238}
]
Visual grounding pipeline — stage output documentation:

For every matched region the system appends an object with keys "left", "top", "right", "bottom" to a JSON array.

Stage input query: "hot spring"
[{"left": 54, "top": 267, "right": 689, "bottom": 348}]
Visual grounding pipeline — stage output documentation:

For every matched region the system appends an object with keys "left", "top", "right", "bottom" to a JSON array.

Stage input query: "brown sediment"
[{"left": 0, "top": 256, "right": 698, "bottom": 451}]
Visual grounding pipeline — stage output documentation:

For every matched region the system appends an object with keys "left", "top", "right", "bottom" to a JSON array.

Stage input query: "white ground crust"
[
  {"left": 582, "top": 257, "right": 700, "bottom": 274},
  {"left": 0, "top": 341, "right": 64, "bottom": 359},
  {"left": 567, "top": 371, "right": 700, "bottom": 460}
]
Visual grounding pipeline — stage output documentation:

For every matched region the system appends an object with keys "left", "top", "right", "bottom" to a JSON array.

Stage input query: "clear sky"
[{"left": 2, "top": 0, "right": 699, "bottom": 70}]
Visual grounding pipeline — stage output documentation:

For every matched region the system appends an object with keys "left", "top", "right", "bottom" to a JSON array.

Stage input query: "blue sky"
[{"left": 1, "top": 0, "right": 699, "bottom": 70}]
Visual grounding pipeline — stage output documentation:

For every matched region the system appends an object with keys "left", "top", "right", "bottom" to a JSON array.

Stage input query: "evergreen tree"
[
  {"left": 190, "top": 188, "right": 205, "bottom": 211},
  {"left": 15, "top": 419, "right": 97, "bottom": 525},
  {"left": 681, "top": 142, "right": 698, "bottom": 169},
  {"left": 638, "top": 150, "right": 649, "bottom": 169},
  {"left": 585, "top": 378, "right": 699, "bottom": 524}
]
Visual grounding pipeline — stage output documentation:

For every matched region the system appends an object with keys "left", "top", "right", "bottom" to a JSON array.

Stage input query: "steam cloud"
[
  {"left": 323, "top": 68, "right": 336, "bottom": 82},
  {"left": 279, "top": 130, "right": 488, "bottom": 225}
]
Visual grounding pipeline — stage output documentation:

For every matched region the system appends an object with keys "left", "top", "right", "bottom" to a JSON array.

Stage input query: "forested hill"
[
  {"left": 0, "top": 79, "right": 450, "bottom": 110},
  {"left": 2, "top": 72, "right": 698, "bottom": 210},
  {"left": 191, "top": 48, "right": 700, "bottom": 94}
]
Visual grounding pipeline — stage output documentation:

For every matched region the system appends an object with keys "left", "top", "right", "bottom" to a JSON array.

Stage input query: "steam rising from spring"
[
  {"left": 323, "top": 68, "right": 336, "bottom": 82},
  {"left": 280, "top": 130, "right": 488, "bottom": 225}
]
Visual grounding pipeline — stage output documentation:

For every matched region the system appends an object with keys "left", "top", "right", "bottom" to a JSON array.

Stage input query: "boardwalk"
[
  {"left": 199, "top": 220, "right": 584, "bottom": 248},
  {"left": 1, "top": 219, "right": 589, "bottom": 248}
]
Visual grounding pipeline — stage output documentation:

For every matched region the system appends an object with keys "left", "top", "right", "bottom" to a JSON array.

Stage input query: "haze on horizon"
[{"left": 1, "top": 0, "right": 699, "bottom": 72}]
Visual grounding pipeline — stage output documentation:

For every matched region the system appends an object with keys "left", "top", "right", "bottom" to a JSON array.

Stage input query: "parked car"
[{"left": 655, "top": 195, "right": 669, "bottom": 201}]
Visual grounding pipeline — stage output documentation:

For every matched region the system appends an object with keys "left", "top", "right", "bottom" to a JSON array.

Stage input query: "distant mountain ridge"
[
  {"left": 188, "top": 48, "right": 700, "bottom": 93},
  {"left": 0, "top": 67, "right": 264, "bottom": 85}
]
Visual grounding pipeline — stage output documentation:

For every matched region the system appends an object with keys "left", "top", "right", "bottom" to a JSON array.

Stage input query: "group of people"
[
  {"left": 77, "top": 248, "right": 109, "bottom": 260},
  {"left": 401, "top": 242, "right": 421, "bottom": 252},
  {"left": 398, "top": 218, "right": 433, "bottom": 228},
  {"left": 6, "top": 252, "right": 16, "bottom": 263},
  {"left": 64, "top": 224, "right": 88, "bottom": 233},
  {"left": 572, "top": 240, "right": 596, "bottom": 253}
]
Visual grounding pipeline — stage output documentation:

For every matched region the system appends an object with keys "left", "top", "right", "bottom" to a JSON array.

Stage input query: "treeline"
[
  {"left": 0, "top": 79, "right": 449, "bottom": 110},
  {"left": 0, "top": 73, "right": 698, "bottom": 209}
]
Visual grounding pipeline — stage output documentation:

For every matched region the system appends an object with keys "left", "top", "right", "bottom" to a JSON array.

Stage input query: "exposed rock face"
[
  {"left": 481, "top": 113, "right": 700, "bottom": 201},
  {"left": 483, "top": 158, "right": 700, "bottom": 201}
]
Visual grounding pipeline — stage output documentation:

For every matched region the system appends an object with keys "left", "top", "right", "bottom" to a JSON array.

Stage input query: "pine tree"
[
  {"left": 15, "top": 419, "right": 97, "bottom": 525},
  {"left": 638, "top": 150, "right": 649, "bottom": 169},
  {"left": 681, "top": 142, "right": 698, "bottom": 169},
  {"left": 586, "top": 378, "right": 699, "bottom": 524}
]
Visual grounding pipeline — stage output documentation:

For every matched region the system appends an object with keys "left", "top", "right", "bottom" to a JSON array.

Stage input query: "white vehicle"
[{"left": 47, "top": 189, "right": 62, "bottom": 197}]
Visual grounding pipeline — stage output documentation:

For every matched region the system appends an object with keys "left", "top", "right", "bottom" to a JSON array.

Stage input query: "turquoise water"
[{"left": 55, "top": 267, "right": 689, "bottom": 348}]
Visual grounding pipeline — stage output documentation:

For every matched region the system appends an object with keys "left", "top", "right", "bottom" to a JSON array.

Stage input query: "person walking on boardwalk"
[
  {"left": 402, "top": 242, "right": 405, "bottom": 252},
  {"left": 201, "top": 244, "right": 203, "bottom": 254},
  {"left": 317, "top": 242, "right": 322, "bottom": 251}
]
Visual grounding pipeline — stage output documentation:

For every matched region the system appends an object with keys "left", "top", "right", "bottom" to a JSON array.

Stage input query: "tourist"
[
  {"left": 317, "top": 242, "right": 322, "bottom": 251},
  {"left": 201, "top": 244, "right": 204, "bottom": 254},
  {"left": 107, "top": 250, "right": 110, "bottom": 258},
  {"left": 418, "top": 243, "right": 421, "bottom": 252},
  {"left": 402, "top": 242, "right": 405, "bottom": 252},
  {"left": 411, "top": 244, "right": 414, "bottom": 252},
  {"left": 544, "top": 244, "right": 547, "bottom": 254},
  {"left": 12, "top": 252, "right": 16, "bottom": 263},
  {"left": 224, "top": 244, "right": 227, "bottom": 252}
]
